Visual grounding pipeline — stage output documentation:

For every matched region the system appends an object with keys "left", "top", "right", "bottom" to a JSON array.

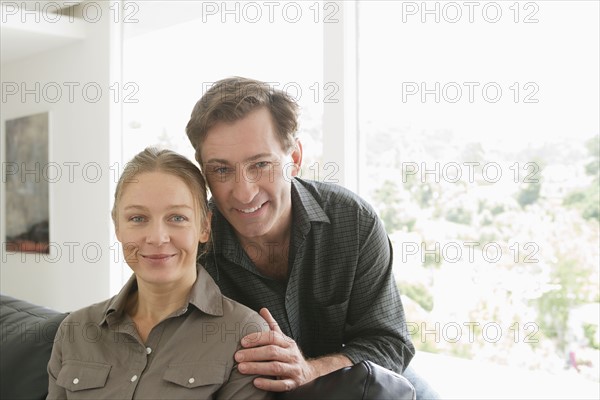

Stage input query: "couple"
[{"left": 47, "top": 77, "right": 431, "bottom": 399}]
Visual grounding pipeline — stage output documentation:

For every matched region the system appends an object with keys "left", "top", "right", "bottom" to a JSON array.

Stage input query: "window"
[
  {"left": 122, "top": 1, "right": 326, "bottom": 169},
  {"left": 118, "top": 0, "right": 599, "bottom": 395},
  {"left": 358, "top": 0, "right": 599, "bottom": 394},
  {"left": 118, "top": 1, "right": 329, "bottom": 281}
]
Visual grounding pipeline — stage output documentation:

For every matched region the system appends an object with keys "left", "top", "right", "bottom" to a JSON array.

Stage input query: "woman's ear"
[
  {"left": 198, "top": 211, "right": 212, "bottom": 244},
  {"left": 113, "top": 215, "right": 121, "bottom": 242}
]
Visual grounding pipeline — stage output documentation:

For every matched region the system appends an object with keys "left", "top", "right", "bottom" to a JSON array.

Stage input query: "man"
[{"left": 186, "top": 77, "right": 434, "bottom": 397}]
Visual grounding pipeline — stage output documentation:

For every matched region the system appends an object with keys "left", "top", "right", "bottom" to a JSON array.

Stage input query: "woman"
[{"left": 47, "top": 148, "right": 271, "bottom": 399}]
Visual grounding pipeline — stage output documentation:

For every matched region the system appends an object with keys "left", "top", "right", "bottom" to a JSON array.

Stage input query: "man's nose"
[{"left": 232, "top": 170, "right": 259, "bottom": 205}]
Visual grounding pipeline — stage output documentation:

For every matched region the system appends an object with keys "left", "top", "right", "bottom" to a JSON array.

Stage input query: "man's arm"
[
  {"left": 339, "top": 213, "right": 415, "bottom": 373},
  {"left": 235, "top": 211, "right": 415, "bottom": 391}
]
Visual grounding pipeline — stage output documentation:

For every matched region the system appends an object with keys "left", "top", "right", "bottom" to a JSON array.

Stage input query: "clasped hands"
[{"left": 234, "top": 308, "right": 317, "bottom": 392}]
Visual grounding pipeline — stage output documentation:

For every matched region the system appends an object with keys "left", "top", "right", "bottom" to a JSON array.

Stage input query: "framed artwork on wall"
[{"left": 4, "top": 112, "right": 50, "bottom": 254}]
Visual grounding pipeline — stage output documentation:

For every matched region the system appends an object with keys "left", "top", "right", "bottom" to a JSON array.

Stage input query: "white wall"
[{"left": 1, "top": 2, "right": 123, "bottom": 312}]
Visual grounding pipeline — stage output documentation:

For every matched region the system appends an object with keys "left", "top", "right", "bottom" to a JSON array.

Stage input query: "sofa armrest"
[
  {"left": 277, "top": 360, "right": 416, "bottom": 400},
  {"left": 0, "top": 294, "right": 68, "bottom": 400}
]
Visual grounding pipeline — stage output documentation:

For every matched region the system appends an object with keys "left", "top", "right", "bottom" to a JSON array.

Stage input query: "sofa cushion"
[{"left": 0, "top": 294, "right": 68, "bottom": 400}]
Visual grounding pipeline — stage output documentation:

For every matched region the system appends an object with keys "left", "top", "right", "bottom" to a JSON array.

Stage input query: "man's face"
[{"left": 200, "top": 107, "right": 302, "bottom": 243}]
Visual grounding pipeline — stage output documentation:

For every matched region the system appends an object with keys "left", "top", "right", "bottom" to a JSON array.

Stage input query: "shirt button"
[
  {"left": 146, "top": 347, "right": 152, "bottom": 354},
  {"left": 188, "top": 377, "right": 195, "bottom": 384},
  {"left": 72, "top": 378, "right": 79, "bottom": 385},
  {"left": 131, "top": 375, "right": 138, "bottom": 382}
]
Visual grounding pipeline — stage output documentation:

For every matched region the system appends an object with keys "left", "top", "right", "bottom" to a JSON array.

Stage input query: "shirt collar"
[
  {"left": 290, "top": 178, "right": 330, "bottom": 229},
  {"left": 99, "top": 274, "right": 136, "bottom": 326},
  {"left": 99, "top": 265, "right": 224, "bottom": 326},
  {"left": 188, "top": 265, "right": 224, "bottom": 316}
]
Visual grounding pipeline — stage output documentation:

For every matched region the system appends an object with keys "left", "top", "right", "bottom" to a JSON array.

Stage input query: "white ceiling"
[
  {"left": 0, "top": 1, "right": 207, "bottom": 65},
  {"left": 1, "top": 1, "right": 85, "bottom": 65}
]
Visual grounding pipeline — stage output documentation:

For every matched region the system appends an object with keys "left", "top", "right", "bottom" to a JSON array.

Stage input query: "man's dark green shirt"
[{"left": 201, "top": 178, "right": 415, "bottom": 373}]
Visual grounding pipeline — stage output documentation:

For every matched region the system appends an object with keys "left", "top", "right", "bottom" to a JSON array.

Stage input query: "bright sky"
[
  {"left": 122, "top": 1, "right": 599, "bottom": 160},
  {"left": 122, "top": 1, "right": 324, "bottom": 163},
  {"left": 359, "top": 1, "right": 599, "bottom": 145}
]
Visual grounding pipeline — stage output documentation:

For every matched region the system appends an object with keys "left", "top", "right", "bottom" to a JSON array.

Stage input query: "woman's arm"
[
  {"left": 46, "top": 320, "right": 67, "bottom": 399},
  {"left": 216, "top": 313, "right": 273, "bottom": 400}
]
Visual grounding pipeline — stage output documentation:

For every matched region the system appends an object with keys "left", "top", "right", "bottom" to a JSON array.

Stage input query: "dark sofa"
[
  {"left": 0, "top": 294, "right": 414, "bottom": 400},
  {"left": 0, "top": 294, "right": 68, "bottom": 400}
]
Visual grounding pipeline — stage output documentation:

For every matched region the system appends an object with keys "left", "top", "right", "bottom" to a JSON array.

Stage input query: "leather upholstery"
[
  {"left": 278, "top": 360, "right": 416, "bottom": 400},
  {"left": 0, "top": 294, "right": 67, "bottom": 400}
]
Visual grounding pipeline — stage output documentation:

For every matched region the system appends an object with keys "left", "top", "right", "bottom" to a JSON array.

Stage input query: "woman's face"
[{"left": 114, "top": 171, "right": 210, "bottom": 288}]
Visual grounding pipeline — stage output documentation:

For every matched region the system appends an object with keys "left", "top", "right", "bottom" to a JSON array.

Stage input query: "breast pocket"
[
  {"left": 162, "top": 361, "right": 228, "bottom": 393},
  {"left": 313, "top": 299, "right": 350, "bottom": 352},
  {"left": 56, "top": 360, "right": 111, "bottom": 395}
]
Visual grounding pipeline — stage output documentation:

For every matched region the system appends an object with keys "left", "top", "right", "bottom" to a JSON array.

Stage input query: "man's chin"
[{"left": 232, "top": 224, "right": 270, "bottom": 241}]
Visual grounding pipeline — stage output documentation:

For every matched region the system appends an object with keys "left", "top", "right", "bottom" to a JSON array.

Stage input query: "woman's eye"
[
  {"left": 171, "top": 215, "right": 187, "bottom": 222},
  {"left": 129, "top": 216, "right": 145, "bottom": 223}
]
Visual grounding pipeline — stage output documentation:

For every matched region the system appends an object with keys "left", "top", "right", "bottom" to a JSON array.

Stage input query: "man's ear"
[
  {"left": 290, "top": 140, "right": 303, "bottom": 177},
  {"left": 199, "top": 211, "right": 212, "bottom": 244}
]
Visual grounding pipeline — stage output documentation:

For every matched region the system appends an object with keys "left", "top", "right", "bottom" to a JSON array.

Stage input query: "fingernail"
[{"left": 235, "top": 352, "right": 244, "bottom": 362}]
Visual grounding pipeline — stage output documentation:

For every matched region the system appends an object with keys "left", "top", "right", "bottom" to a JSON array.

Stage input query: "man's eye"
[
  {"left": 214, "top": 166, "right": 231, "bottom": 174},
  {"left": 129, "top": 216, "right": 145, "bottom": 223},
  {"left": 255, "top": 161, "right": 270, "bottom": 169}
]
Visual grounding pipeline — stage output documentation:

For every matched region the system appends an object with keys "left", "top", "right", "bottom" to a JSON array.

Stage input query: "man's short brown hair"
[{"left": 185, "top": 77, "right": 299, "bottom": 165}]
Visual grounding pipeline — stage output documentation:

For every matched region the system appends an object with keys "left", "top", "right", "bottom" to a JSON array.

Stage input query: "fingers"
[
  {"left": 236, "top": 306, "right": 309, "bottom": 392},
  {"left": 238, "top": 362, "right": 302, "bottom": 392},
  {"left": 241, "top": 329, "right": 292, "bottom": 349},
  {"left": 259, "top": 307, "right": 283, "bottom": 334},
  {"left": 238, "top": 360, "right": 291, "bottom": 376},
  {"left": 236, "top": 340, "right": 299, "bottom": 363},
  {"left": 253, "top": 376, "right": 298, "bottom": 392},
  {"left": 241, "top": 307, "right": 290, "bottom": 349}
]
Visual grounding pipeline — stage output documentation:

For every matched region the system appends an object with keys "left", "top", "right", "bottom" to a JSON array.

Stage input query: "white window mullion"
[{"left": 322, "top": 1, "right": 359, "bottom": 192}]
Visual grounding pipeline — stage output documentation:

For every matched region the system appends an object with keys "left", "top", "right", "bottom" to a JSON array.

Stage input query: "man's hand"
[{"left": 235, "top": 308, "right": 318, "bottom": 392}]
